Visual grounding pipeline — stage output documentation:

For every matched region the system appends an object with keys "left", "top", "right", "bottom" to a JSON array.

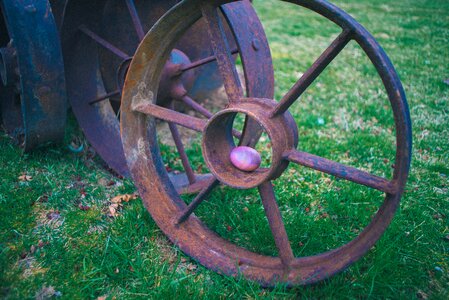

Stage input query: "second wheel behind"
[{"left": 61, "top": 0, "right": 274, "bottom": 183}]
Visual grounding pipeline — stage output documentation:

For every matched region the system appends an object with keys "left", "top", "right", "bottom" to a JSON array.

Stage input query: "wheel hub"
[
  {"left": 202, "top": 98, "right": 299, "bottom": 189},
  {"left": 158, "top": 49, "right": 195, "bottom": 105}
]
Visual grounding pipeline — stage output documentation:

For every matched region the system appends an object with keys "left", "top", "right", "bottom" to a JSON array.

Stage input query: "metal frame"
[{"left": 0, "top": 0, "right": 67, "bottom": 151}]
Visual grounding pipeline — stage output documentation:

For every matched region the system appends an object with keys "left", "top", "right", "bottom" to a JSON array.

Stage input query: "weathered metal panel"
[{"left": 1, "top": 0, "right": 67, "bottom": 151}]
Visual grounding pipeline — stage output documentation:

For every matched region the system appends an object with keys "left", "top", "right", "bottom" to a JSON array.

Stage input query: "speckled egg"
[{"left": 230, "top": 146, "right": 262, "bottom": 172}]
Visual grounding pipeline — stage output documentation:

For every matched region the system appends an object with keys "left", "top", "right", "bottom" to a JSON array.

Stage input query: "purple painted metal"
[
  {"left": 60, "top": 0, "right": 273, "bottom": 179},
  {"left": 0, "top": 0, "right": 67, "bottom": 151},
  {"left": 120, "top": 0, "right": 412, "bottom": 287}
]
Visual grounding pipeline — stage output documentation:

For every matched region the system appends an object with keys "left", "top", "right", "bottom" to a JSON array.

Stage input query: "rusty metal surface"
[
  {"left": 120, "top": 0, "right": 412, "bottom": 286},
  {"left": 0, "top": 0, "right": 67, "bottom": 151},
  {"left": 60, "top": 0, "right": 273, "bottom": 178}
]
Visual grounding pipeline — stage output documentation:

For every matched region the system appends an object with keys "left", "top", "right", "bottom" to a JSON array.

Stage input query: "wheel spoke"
[
  {"left": 132, "top": 102, "right": 206, "bottom": 132},
  {"left": 284, "top": 149, "right": 397, "bottom": 194},
  {"left": 180, "top": 48, "right": 239, "bottom": 73},
  {"left": 258, "top": 181, "right": 294, "bottom": 269},
  {"left": 176, "top": 178, "right": 220, "bottom": 225},
  {"left": 271, "top": 30, "right": 353, "bottom": 117},
  {"left": 168, "top": 119, "right": 196, "bottom": 184},
  {"left": 201, "top": 3, "right": 243, "bottom": 103},
  {"left": 88, "top": 90, "right": 121, "bottom": 105},
  {"left": 78, "top": 25, "right": 130, "bottom": 60},
  {"left": 125, "top": 0, "right": 145, "bottom": 41},
  {"left": 181, "top": 95, "right": 213, "bottom": 118},
  {"left": 179, "top": 95, "right": 242, "bottom": 139}
]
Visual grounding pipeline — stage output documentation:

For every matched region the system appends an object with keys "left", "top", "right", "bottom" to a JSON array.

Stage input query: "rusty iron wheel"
[
  {"left": 121, "top": 0, "right": 411, "bottom": 286},
  {"left": 61, "top": 0, "right": 273, "bottom": 178},
  {"left": 0, "top": 0, "right": 67, "bottom": 151}
]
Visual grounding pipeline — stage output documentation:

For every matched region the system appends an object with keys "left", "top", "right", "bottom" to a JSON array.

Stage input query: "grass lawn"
[{"left": 1, "top": 0, "right": 448, "bottom": 298}]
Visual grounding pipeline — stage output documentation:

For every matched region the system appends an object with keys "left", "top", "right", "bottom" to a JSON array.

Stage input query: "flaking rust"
[{"left": 131, "top": 82, "right": 153, "bottom": 110}]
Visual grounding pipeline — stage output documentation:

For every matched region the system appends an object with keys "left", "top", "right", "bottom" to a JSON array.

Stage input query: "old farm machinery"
[
  {"left": 0, "top": 0, "right": 411, "bottom": 287},
  {"left": 0, "top": 0, "right": 66, "bottom": 150}
]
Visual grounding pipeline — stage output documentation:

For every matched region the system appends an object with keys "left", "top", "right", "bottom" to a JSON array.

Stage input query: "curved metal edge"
[
  {"left": 1, "top": 0, "right": 67, "bottom": 151},
  {"left": 61, "top": 0, "right": 133, "bottom": 177},
  {"left": 49, "top": 0, "right": 69, "bottom": 31},
  {"left": 222, "top": 1, "right": 274, "bottom": 99},
  {"left": 222, "top": 0, "right": 275, "bottom": 146}
]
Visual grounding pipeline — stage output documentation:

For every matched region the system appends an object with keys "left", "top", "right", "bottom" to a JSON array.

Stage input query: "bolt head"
[{"left": 252, "top": 39, "right": 260, "bottom": 51}]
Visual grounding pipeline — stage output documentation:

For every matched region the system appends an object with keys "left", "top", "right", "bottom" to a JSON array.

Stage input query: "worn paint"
[{"left": 0, "top": 0, "right": 67, "bottom": 151}]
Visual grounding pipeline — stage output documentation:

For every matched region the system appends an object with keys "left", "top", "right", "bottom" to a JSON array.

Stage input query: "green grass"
[{"left": 1, "top": 0, "right": 449, "bottom": 298}]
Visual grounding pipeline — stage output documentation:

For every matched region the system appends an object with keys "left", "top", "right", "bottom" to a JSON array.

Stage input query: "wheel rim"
[
  {"left": 61, "top": 0, "right": 273, "bottom": 177},
  {"left": 121, "top": 0, "right": 411, "bottom": 286}
]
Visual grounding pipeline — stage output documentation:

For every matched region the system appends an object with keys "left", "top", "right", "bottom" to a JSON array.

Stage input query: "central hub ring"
[{"left": 202, "top": 98, "right": 299, "bottom": 189}]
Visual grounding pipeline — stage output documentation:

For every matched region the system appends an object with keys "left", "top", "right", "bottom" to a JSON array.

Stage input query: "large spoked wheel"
[
  {"left": 121, "top": 0, "right": 412, "bottom": 286},
  {"left": 0, "top": 0, "right": 66, "bottom": 151},
  {"left": 61, "top": 0, "right": 273, "bottom": 177}
]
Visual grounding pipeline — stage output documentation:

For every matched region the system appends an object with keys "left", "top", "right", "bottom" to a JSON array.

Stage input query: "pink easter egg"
[{"left": 230, "top": 146, "right": 262, "bottom": 172}]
